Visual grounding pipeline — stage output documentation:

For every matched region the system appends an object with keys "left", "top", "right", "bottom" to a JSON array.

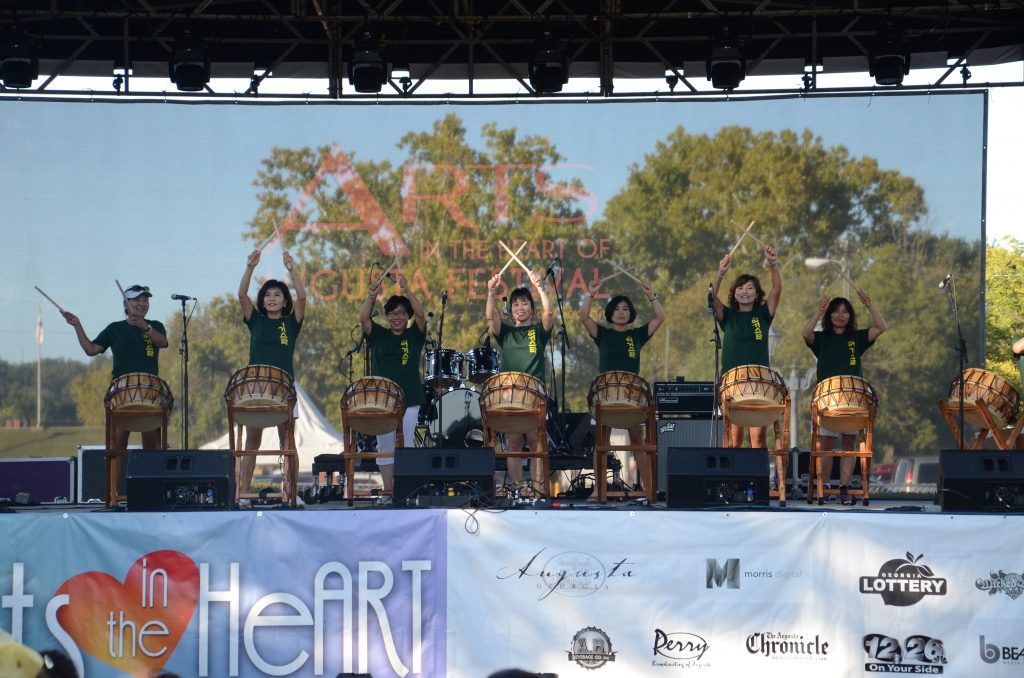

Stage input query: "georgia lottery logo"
[
  {"left": 859, "top": 552, "right": 947, "bottom": 606},
  {"left": 566, "top": 626, "right": 616, "bottom": 669},
  {"left": 975, "top": 570, "right": 1024, "bottom": 600},
  {"left": 863, "top": 633, "right": 947, "bottom": 673}
]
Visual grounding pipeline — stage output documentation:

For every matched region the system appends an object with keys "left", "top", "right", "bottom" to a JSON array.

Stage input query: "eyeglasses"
[{"left": 126, "top": 285, "right": 150, "bottom": 293}]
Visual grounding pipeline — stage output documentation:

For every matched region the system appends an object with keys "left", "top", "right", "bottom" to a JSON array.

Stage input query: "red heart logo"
[{"left": 55, "top": 550, "right": 199, "bottom": 678}]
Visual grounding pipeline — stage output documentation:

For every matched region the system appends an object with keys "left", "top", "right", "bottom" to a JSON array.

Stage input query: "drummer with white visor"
[
  {"left": 802, "top": 291, "right": 887, "bottom": 504},
  {"left": 360, "top": 272, "right": 427, "bottom": 496},
  {"left": 63, "top": 283, "right": 169, "bottom": 451}
]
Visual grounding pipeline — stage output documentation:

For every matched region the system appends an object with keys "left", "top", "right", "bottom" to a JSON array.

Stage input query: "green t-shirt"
[
  {"left": 720, "top": 304, "right": 774, "bottom": 372},
  {"left": 1014, "top": 334, "right": 1024, "bottom": 386},
  {"left": 593, "top": 324, "right": 650, "bottom": 374},
  {"left": 811, "top": 328, "right": 875, "bottom": 382},
  {"left": 497, "top": 322, "right": 551, "bottom": 382},
  {"left": 245, "top": 312, "right": 302, "bottom": 376},
  {"left": 367, "top": 322, "right": 427, "bottom": 406},
  {"left": 93, "top": 319, "right": 166, "bottom": 378}
]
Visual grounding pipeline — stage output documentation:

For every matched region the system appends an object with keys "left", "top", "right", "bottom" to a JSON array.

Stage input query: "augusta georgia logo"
[
  {"left": 566, "top": 626, "right": 616, "bottom": 669},
  {"left": 863, "top": 633, "right": 947, "bottom": 673},
  {"left": 859, "top": 552, "right": 947, "bottom": 606},
  {"left": 975, "top": 570, "right": 1024, "bottom": 600}
]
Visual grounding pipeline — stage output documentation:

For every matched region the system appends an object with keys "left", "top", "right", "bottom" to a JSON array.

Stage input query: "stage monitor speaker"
[
  {"left": 78, "top": 444, "right": 136, "bottom": 503},
  {"left": 939, "top": 450, "right": 1024, "bottom": 512},
  {"left": 656, "top": 419, "right": 724, "bottom": 493},
  {"left": 666, "top": 447, "right": 770, "bottom": 508},
  {"left": 393, "top": 447, "right": 495, "bottom": 507},
  {"left": 126, "top": 450, "right": 234, "bottom": 511}
]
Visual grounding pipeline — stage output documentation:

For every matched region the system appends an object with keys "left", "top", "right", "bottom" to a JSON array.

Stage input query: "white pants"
[{"left": 375, "top": 405, "right": 420, "bottom": 466}]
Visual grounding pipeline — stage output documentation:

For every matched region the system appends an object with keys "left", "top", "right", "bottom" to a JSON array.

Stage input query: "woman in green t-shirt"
[
  {"left": 360, "top": 272, "right": 427, "bottom": 494},
  {"left": 237, "top": 248, "right": 307, "bottom": 495},
  {"left": 578, "top": 276, "right": 666, "bottom": 493},
  {"left": 486, "top": 270, "right": 553, "bottom": 488},
  {"left": 712, "top": 244, "right": 783, "bottom": 449},
  {"left": 802, "top": 290, "right": 887, "bottom": 503}
]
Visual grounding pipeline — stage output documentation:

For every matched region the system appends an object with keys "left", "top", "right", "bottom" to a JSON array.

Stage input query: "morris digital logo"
[
  {"left": 706, "top": 558, "right": 740, "bottom": 589},
  {"left": 863, "top": 633, "right": 947, "bottom": 673},
  {"left": 975, "top": 570, "right": 1024, "bottom": 600},
  {"left": 745, "top": 632, "right": 829, "bottom": 660},
  {"left": 980, "top": 635, "right": 1024, "bottom": 665},
  {"left": 858, "top": 552, "right": 947, "bottom": 606},
  {"left": 567, "top": 626, "right": 616, "bottom": 669}
]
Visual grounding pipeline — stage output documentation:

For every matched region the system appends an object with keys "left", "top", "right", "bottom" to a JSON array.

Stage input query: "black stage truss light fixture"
[
  {"left": 706, "top": 29, "right": 745, "bottom": 91},
  {"left": 869, "top": 21, "right": 910, "bottom": 86},
  {"left": 528, "top": 31, "right": 568, "bottom": 93},
  {"left": 169, "top": 28, "right": 210, "bottom": 92},
  {"left": 349, "top": 29, "right": 387, "bottom": 93},
  {"left": 0, "top": 30, "right": 39, "bottom": 89}
]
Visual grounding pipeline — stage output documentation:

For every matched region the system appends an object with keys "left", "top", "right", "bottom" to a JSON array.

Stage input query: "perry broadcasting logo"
[
  {"left": 863, "top": 633, "right": 946, "bottom": 673},
  {"left": 975, "top": 570, "right": 1024, "bottom": 600},
  {"left": 980, "top": 635, "right": 1024, "bottom": 665},
  {"left": 859, "top": 552, "right": 947, "bottom": 606},
  {"left": 652, "top": 629, "right": 710, "bottom": 669},
  {"left": 567, "top": 626, "right": 616, "bottom": 669}
]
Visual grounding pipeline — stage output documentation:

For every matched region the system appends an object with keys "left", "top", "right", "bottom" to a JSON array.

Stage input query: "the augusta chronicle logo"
[{"left": 859, "top": 552, "right": 947, "bottom": 606}]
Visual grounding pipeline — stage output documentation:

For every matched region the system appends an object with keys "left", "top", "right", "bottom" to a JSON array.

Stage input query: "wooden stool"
[
  {"left": 482, "top": 402, "right": 551, "bottom": 497},
  {"left": 103, "top": 373, "right": 174, "bottom": 508},
  {"left": 226, "top": 402, "right": 299, "bottom": 507},
  {"left": 809, "top": 402, "right": 875, "bottom": 506},
  {"left": 104, "top": 410, "right": 170, "bottom": 508},
  {"left": 975, "top": 400, "right": 1024, "bottom": 450},
  {"left": 341, "top": 408, "right": 405, "bottom": 506},
  {"left": 721, "top": 398, "right": 791, "bottom": 506},
  {"left": 592, "top": 402, "right": 657, "bottom": 503}
]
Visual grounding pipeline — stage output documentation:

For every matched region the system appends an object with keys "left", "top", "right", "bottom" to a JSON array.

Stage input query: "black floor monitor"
[
  {"left": 126, "top": 450, "right": 234, "bottom": 511},
  {"left": 393, "top": 447, "right": 495, "bottom": 507},
  {"left": 666, "top": 447, "right": 770, "bottom": 508},
  {"left": 940, "top": 449, "right": 1024, "bottom": 512}
]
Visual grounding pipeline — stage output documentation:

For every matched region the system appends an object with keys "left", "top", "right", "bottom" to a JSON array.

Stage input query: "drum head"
[{"left": 427, "top": 388, "right": 483, "bottom": 447}]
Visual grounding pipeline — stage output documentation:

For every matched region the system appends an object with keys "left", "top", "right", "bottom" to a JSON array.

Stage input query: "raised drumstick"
[
  {"left": 496, "top": 241, "right": 529, "bottom": 276},
  {"left": 608, "top": 260, "right": 644, "bottom": 286},
  {"left": 34, "top": 286, "right": 65, "bottom": 313},
  {"left": 257, "top": 221, "right": 282, "bottom": 252},
  {"left": 596, "top": 270, "right": 625, "bottom": 285},
  {"left": 728, "top": 220, "right": 757, "bottom": 257},
  {"left": 115, "top": 279, "right": 125, "bottom": 296},
  {"left": 498, "top": 240, "right": 533, "bottom": 277}
]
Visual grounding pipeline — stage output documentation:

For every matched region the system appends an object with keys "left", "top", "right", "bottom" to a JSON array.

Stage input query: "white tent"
[{"left": 201, "top": 382, "right": 345, "bottom": 473}]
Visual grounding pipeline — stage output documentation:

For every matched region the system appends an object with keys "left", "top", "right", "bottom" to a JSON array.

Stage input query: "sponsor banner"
[{"left": 0, "top": 511, "right": 446, "bottom": 678}]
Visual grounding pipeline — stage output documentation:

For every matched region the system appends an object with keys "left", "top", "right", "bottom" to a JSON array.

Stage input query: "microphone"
[
  {"left": 370, "top": 309, "right": 380, "bottom": 318},
  {"left": 501, "top": 296, "right": 510, "bottom": 317},
  {"left": 707, "top": 284, "right": 714, "bottom": 311},
  {"left": 441, "top": 291, "right": 449, "bottom": 306},
  {"left": 171, "top": 294, "right": 195, "bottom": 301},
  {"left": 545, "top": 256, "right": 561, "bottom": 279},
  {"left": 343, "top": 339, "right": 362, "bottom": 357},
  {"left": 938, "top": 274, "right": 952, "bottom": 289}
]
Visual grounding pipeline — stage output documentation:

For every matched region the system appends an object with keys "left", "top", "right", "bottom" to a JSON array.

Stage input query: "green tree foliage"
[
  {"left": 67, "top": 356, "right": 113, "bottom": 427},
  {"left": 985, "top": 237, "right": 1024, "bottom": 398},
  {"left": 0, "top": 358, "right": 90, "bottom": 426}
]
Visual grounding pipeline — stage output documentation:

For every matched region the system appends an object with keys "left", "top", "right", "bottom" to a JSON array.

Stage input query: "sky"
[{"left": 0, "top": 62, "right": 1017, "bottom": 366}]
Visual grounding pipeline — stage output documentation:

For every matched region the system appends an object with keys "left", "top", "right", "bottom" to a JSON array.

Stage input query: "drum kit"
[{"left": 421, "top": 344, "right": 502, "bottom": 447}]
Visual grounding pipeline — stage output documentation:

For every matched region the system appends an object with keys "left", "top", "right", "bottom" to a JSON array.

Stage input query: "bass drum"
[{"left": 426, "top": 387, "right": 483, "bottom": 447}]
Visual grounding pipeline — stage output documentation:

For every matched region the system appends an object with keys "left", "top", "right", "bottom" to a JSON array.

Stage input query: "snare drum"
[
  {"left": 948, "top": 368, "right": 1020, "bottom": 429},
  {"left": 720, "top": 364, "right": 788, "bottom": 427},
  {"left": 105, "top": 372, "right": 174, "bottom": 432},
  {"left": 465, "top": 347, "right": 501, "bottom": 384},
  {"left": 479, "top": 372, "right": 547, "bottom": 434},
  {"left": 425, "top": 349, "right": 465, "bottom": 389},
  {"left": 587, "top": 371, "right": 652, "bottom": 428},
  {"left": 341, "top": 377, "right": 406, "bottom": 435},
  {"left": 225, "top": 364, "right": 295, "bottom": 429},
  {"left": 812, "top": 375, "right": 878, "bottom": 434}
]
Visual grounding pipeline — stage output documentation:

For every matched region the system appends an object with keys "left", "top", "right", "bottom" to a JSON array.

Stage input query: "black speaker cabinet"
[
  {"left": 126, "top": 450, "right": 234, "bottom": 511},
  {"left": 940, "top": 450, "right": 1024, "bottom": 512},
  {"left": 393, "top": 447, "right": 495, "bottom": 507},
  {"left": 78, "top": 445, "right": 133, "bottom": 503},
  {"left": 656, "top": 419, "right": 725, "bottom": 493},
  {"left": 666, "top": 447, "right": 770, "bottom": 508}
]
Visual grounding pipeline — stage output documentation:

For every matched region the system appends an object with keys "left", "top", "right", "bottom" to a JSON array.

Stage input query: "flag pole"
[{"left": 36, "top": 307, "right": 42, "bottom": 428}]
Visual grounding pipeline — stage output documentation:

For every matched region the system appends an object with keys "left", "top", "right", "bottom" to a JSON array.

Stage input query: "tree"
[
  {"left": 68, "top": 356, "right": 113, "bottom": 427},
  {"left": 985, "top": 237, "right": 1024, "bottom": 396}
]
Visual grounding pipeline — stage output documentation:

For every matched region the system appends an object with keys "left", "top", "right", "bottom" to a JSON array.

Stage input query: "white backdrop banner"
[{"left": 2, "top": 509, "right": 1023, "bottom": 677}]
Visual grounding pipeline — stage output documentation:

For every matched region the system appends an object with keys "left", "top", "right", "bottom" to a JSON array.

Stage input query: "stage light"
[
  {"left": 0, "top": 30, "right": 39, "bottom": 89},
  {"left": 349, "top": 29, "right": 387, "bottom": 93},
  {"left": 169, "top": 29, "right": 210, "bottom": 92},
  {"left": 706, "top": 29, "right": 745, "bottom": 90},
  {"left": 869, "top": 22, "right": 909, "bottom": 86},
  {"left": 528, "top": 31, "right": 568, "bottom": 93}
]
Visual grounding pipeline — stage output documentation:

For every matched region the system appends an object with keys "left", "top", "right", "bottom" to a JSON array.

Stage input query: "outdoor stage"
[{"left": 2, "top": 500, "right": 1023, "bottom": 678}]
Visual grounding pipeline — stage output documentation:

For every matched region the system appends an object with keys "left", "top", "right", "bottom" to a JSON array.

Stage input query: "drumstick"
[
  {"left": 835, "top": 267, "right": 863, "bottom": 296},
  {"left": 1006, "top": 310, "right": 1024, "bottom": 325},
  {"left": 595, "top": 270, "right": 625, "bottom": 285},
  {"left": 115, "top": 279, "right": 124, "bottom": 296},
  {"left": 496, "top": 241, "right": 529, "bottom": 277},
  {"left": 609, "top": 260, "right": 644, "bottom": 286},
  {"left": 34, "top": 286, "right": 65, "bottom": 313},
  {"left": 498, "top": 240, "right": 533, "bottom": 277},
  {"left": 728, "top": 220, "right": 757, "bottom": 257},
  {"left": 257, "top": 221, "right": 282, "bottom": 252}
]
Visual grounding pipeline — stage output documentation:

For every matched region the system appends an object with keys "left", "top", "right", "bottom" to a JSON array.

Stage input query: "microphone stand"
[
  {"left": 708, "top": 286, "right": 722, "bottom": 447},
  {"left": 944, "top": 275, "right": 968, "bottom": 449},
  {"left": 547, "top": 268, "right": 571, "bottom": 454},
  {"left": 178, "top": 298, "right": 192, "bottom": 450},
  {"left": 433, "top": 293, "right": 449, "bottom": 446}
]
